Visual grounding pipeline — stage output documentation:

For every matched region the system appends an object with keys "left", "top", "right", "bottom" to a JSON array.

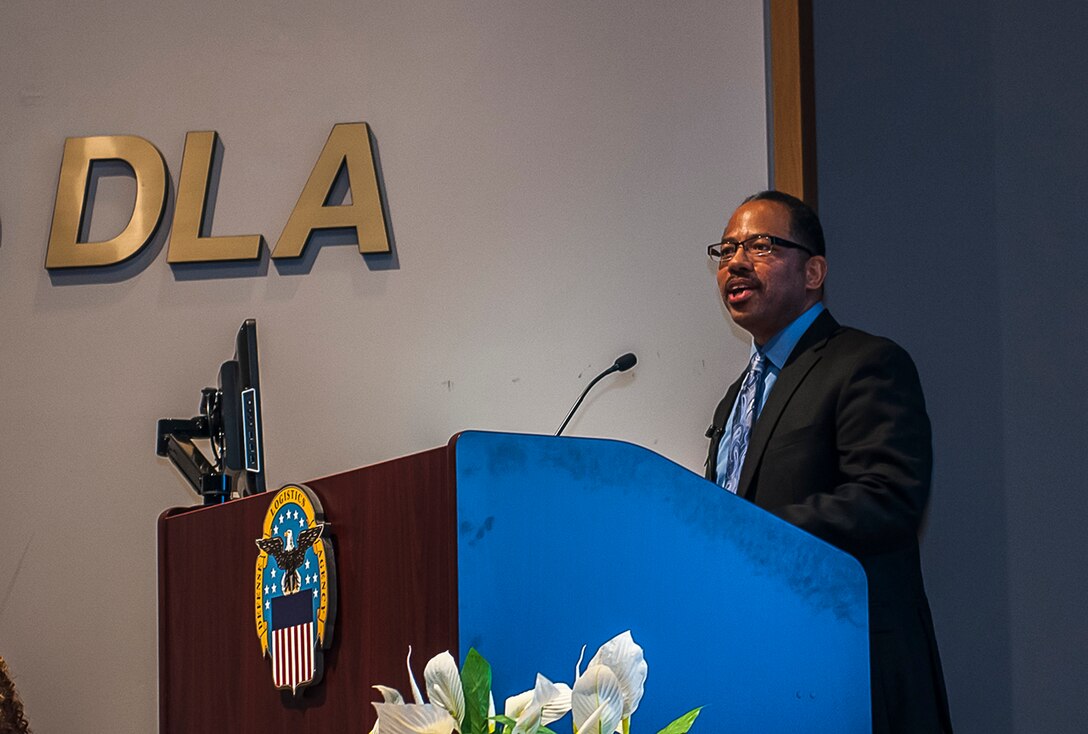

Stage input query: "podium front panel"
[{"left": 454, "top": 431, "right": 869, "bottom": 733}]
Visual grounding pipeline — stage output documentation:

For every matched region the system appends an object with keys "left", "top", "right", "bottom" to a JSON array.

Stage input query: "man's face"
[{"left": 716, "top": 199, "right": 826, "bottom": 345}]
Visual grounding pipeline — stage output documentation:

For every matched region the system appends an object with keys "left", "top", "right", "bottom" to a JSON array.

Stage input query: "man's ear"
[{"left": 805, "top": 255, "right": 827, "bottom": 291}]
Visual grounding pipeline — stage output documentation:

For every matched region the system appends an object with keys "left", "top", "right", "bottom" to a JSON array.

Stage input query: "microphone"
[{"left": 555, "top": 353, "right": 638, "bottom": 436}]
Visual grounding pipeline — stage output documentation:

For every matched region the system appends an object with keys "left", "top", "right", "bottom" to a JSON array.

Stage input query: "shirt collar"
[{"left": 752, "top": 302, "right": 825, "bottom": 370}]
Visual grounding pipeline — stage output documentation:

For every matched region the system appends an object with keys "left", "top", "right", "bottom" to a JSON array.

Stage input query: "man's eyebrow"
[{"left": 721, "top": 233, "right": 772, "bottom": 242}]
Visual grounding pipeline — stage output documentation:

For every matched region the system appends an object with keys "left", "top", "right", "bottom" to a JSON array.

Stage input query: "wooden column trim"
[{"left": 768, "top": 0, "right": 817, "bottom": 209}]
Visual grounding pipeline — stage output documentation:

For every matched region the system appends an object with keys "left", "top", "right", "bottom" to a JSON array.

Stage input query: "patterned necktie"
[{"left": 721, "top": 351, "right": 766, "bottom": 494}]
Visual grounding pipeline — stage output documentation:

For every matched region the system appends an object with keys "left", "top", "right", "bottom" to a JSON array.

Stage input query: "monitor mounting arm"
[{"left": 156, "top": 388, "right": 231, "bottom": 504}]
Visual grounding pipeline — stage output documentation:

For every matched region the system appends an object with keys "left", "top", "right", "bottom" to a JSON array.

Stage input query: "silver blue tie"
[{"left": 721, "top": 351, "right": 766, "bottom": 494}]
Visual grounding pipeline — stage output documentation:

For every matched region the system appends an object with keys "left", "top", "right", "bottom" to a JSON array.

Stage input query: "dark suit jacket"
[{"left": 706, "top": 310, "right": 952, "bottom": 734}]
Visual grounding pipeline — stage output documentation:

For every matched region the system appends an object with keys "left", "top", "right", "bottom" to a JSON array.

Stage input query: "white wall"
[{"left": 0, "top": 1, "right": 768, "bottom": 731}]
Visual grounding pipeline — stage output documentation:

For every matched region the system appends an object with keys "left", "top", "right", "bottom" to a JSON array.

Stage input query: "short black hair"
[{"left": 742, "top": 190, "right": 825, "bottom": 257}]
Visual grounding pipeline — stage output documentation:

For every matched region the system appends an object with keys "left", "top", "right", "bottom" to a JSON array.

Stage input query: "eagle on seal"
[{"left": 256, "top": 523, "right": 325, "bottom": 595}]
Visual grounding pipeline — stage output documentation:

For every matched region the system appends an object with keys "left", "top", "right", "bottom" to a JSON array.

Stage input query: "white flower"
[
  {"left": 370, "top": 686, "right": 408, "bottom": 734},
  {"left": 574, "top": 645, "right": 587, "bottom": 685},
  {"left": 408, "top": 646, "right": 425, "bottom": 705},
  {"left": 425, "top": 651, "right": 466, "bottom": 727},
  {"left": 376, "top": 648, "right": 465, "bottom": 732},
  {"left": 511, "top": 698, "right": 542, "bottom": 734},
  {"left": 375, "top": 685, "right": 406, "bottom": 704},
  {"left": 505, "top": 674, "right": 573, "bottom": 733},
  {"left": 373, "top": 633, "right": 657, "bottom": 734},
  {"left": 586, "top": 631, "right": 647, "bottom": 720},
  {"left": 571, "top": 664, "right": 624, "bottom": 734},
  {"left": 373, "top": 702, "right": 459, "bottom": 734}
]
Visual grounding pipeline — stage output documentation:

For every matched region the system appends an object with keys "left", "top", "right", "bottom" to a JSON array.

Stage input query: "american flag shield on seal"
[
  {"left": 255, "top": 483, "right": 336, "bottom": 695},
  {"left": 271, "top": 592, "right": 316, "bottom": 692}
]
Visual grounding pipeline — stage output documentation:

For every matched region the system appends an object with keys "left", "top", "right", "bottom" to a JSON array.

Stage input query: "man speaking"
[{"left": 705, "top": 191, "right": 953, "bottom": 733}]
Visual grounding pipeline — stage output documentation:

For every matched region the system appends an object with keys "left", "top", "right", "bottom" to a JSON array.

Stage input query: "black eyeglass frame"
[{"left": 707, "top": 234, "right": 815, "bottom": 262}]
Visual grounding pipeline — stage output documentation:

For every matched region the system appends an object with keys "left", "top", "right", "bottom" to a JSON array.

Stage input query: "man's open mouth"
[{"left": 726, "top": 281, "right": 757, "bottom": 304}]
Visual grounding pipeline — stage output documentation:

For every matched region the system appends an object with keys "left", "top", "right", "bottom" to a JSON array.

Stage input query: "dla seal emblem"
[{"left": 254, "top": 484, "right": 336, "bottom": 694}]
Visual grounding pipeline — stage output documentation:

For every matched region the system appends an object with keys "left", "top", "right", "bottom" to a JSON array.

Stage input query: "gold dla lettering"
[{"left": 44, "top": 123, "right": 391, "bottom": 269}]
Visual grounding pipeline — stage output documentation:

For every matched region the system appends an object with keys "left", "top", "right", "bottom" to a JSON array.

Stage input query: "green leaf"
[
  {"left": 461, "top": 648, "right": 492, "bottom": 734},
  {"left": 491, "top": 713, "right": 517, "bottom": 732},
  {"left": 537, "top": 726, "right": 558, "bottom": 734},
  {"left": 656, "top": 707, "right": 703, "bottom": 734}
]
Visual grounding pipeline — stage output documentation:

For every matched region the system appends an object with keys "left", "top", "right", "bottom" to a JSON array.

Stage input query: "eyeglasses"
[{"left": 707, "top": 234, "right": 814, "bottom": 263}]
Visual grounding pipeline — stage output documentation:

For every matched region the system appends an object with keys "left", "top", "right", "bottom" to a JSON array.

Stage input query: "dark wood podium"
[
  {"left": 158, "top": 444, "right": 458, "bottom": 733},
  {"left": 159, "top": 432, "right": 870, "bottom": 733}
]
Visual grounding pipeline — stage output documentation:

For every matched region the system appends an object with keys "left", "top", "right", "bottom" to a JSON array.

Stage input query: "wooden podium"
[{"left": 159, "top": 432, "right": 870, "bottom": 733}]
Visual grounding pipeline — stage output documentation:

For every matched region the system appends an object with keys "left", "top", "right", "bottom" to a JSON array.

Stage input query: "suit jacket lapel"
[{"left": 737, "top": 310, "right": 840, "bottom": 500}]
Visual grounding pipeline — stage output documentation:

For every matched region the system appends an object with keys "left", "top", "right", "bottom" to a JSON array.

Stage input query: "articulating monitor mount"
[{"left": 157, "top": 387, "right": 232, "bottom": 504}]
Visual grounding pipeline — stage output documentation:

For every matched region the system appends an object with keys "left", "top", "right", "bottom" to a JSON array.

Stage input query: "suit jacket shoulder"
[{"left": 707, "top": 310, "right": 932, "bottom": 556}]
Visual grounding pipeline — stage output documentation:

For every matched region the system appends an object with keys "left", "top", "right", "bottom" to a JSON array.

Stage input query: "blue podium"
[{"left": 453, "top": 432, "right": 869, "bottom": 733}]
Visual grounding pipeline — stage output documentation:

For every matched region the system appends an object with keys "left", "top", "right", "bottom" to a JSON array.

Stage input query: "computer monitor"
[{"left": 157, "top": 319, "right": 267, "bottom": 503}]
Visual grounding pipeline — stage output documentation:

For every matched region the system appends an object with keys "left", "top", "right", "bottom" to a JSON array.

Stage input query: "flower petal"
[
  {"left": 587, "top": 631, "right": 647, "bottom": 718},
  {"left": 541, "top": 682, "right": 572, "bottom": 725},
  {"left": 574, "top": 644, "right": 587, "bottom": 684},
  {"left": 531, "top": 675, "right": 571, "bottom": 725},
  {"left": 407, "top": 647, "right": 425, "bottom": 705},
  {"left": 373, "top": 703, "right": 458, "bottom": 734},
  {"left": 374, "top": 685, "right": 406, "bottom": 704},
  {"left": 571, "top": 664, "right": 623, "bottom": 734},
  {"left": 510, "top": 700, "right": 543, "bottom": 734},
  {"left": 504, "top": 690, "right": 534, "bottom": 720},
  {"left": 506, "top": 673, "right": 571, "bottom": 726},
  {"left": 425, "top": 651, "right": 466, "bottom": 726},
  {"left": 575, "top": 703, "right": 606, "bottom": 734}
]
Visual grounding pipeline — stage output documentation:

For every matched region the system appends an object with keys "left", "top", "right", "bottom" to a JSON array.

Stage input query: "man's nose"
[{"left": 726, "top": 247, "right": 753, "bottom": 272}]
